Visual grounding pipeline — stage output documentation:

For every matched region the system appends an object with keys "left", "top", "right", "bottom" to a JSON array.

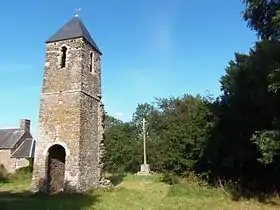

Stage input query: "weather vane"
[{"left": 74, "top": 8, "right": 82, "bottom": 17}]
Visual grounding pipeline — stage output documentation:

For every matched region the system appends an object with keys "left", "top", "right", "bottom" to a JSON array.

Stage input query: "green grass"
[{"left": 0, "top": 172, "right": 279, "bottom": 210}]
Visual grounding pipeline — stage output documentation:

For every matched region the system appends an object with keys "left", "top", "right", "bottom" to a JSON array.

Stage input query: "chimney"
[{"left": 20, "top": 119, "right": 30, "bottom": 132}]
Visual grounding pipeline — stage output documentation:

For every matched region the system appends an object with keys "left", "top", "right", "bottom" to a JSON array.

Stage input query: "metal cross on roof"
[{"left": 74, "top": 8, "right": 82, "bottom": 17}]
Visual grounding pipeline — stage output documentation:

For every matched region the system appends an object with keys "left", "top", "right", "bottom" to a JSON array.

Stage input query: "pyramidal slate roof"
[{"left": 46, "top": 16, "right": 102, "bottom": 54}]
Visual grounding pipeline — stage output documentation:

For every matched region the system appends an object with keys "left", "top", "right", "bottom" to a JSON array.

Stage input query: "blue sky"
[{"left": 0, "top": 0, "right": 257, "bottom": 137}]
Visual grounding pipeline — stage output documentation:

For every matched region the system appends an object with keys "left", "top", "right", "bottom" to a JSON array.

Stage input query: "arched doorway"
[{"left": 46, "top": 144, "right": 66, "bottom": 193}]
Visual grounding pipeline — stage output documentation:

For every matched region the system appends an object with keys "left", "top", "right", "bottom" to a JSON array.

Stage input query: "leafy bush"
[
  {"left": 160, "top": 173, "right": 180, "bottom": 185},
  {"left": 0, "top": 164, "right": 9, "bottom": 181},
  {"left": 251, "top": 130, "right": 280, "bottom": 165},
  {"left": 15, "top": 166, "right": 32, "bottom": 174}
]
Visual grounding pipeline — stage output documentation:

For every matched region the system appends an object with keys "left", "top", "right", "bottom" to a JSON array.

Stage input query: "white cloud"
[
  {"left": 114, "top": 112, "right": 124, "bottom": 118},
  {"left": 147, "top": 1, "right": 183, "bottom": 60},
  {"left": 127, "top": 115, "right": 133, "bottom": 121},
  {"left": 108, "top": 112, "right": 132, "bottom": 122},
  {"left": 151, "top": 19, "right": 173, "bottom": 50}
]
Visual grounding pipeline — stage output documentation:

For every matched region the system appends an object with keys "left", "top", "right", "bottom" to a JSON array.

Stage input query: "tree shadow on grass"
[
  {"left": 226, "top": 184, "right": 280, "bottom": 206},
  {"left": 0, "top": 179, "right": 11, "bottom": 184},
  {"left": 106, "top": 172, "right": 126, "bottom": 186},
  {"left": 0, "top": 190, "right": 99, "bottom": 210}
]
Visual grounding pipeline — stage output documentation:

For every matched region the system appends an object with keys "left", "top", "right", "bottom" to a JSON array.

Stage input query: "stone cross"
[
  {"left": 74, "top": 8, "right": 82, "bottom": 17},
  {"left": 142, "top": 118, "right": 147, "bottom": 165},
  {"left": 136, "top": 118, "right": 151, "bottom": 175}
]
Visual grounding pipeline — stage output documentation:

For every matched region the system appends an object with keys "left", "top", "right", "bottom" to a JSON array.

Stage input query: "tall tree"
[
  {"left": 104, "top": 115, "right": 141, "bottom": 172},
  {"left": 202, "top": 39, "right": 280, "bottom": 191},
  {"left": 242, "top": 0, "right": 280, "bottom": 39},
  {"left": 150, "top": 95, "right": 216, "bottom": 174}
]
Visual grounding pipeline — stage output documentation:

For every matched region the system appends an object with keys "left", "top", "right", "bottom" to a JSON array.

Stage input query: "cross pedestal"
[{"left": 136, "top": 164, "right": 151, "bottom": 176}]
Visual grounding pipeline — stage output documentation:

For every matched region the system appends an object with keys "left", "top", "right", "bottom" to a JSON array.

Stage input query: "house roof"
[
  {"left": 11, "top": 139, "right": 36, "bottom": 158},
  {"left": 46, "top": 16, "right": 102, "bottom": 54},
  {"left": 0, "top": 129, "right": 24, "bottom": 149}
]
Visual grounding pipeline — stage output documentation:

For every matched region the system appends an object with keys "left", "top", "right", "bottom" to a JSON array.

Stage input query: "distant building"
[{"left": 0, "top": 119, "right": 36, "bottom": 173}]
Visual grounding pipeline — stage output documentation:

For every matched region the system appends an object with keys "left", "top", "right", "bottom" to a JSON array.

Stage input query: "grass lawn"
[{"left": 0, "top": 172, "right": 279, "bottom": 210}]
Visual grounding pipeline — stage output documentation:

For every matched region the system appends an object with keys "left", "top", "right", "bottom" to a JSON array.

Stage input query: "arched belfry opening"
[
  {"left": 60, "top": 46, "right": 67, "bottom": 68},
  {"left": 46, "top": 144, "right": 66, "bottom": 193},
  {"left": 90, "top": 52, "right": 93, "bottom": 72}
]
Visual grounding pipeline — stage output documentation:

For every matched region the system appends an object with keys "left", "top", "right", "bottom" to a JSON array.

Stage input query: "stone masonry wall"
[
  {"left": 81, "top": 41, "right": 101, "bottom": 97},
  {"left": 42, "top": 38, "right": 84, "bottom": 93},
  {"left": 31, "top": 39, "right": 84, "bottom": 192},
  {"left": 0, "top": 150, "right": 15, "bottom": 173},
  {"left": 79, "top": 93, "right": 99, "bottom": 190},
  {"left": 78, "top": 40, "right": 105, "bottom": 190},
  {"left": 0, "top": 150, "right": 29, "bottom": 173},
  {"left": 31, "top": 93, "right": 81, "bottom": 192},
  {"left": 97, "top": 102, "right": 106, "bottom": 178}
]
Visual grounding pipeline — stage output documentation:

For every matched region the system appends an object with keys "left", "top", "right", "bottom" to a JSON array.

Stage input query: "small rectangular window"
[
  {"left": 61, "top": 47, "right": 67, "bottom": 68},
  {"left": 90, "top": 52, "right": 93, "bottom": 72},
  {"left": 15, "top": 158, "right": 20, "bottom": 169}
]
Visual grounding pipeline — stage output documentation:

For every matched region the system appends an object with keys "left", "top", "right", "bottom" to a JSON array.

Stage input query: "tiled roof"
[
  {"left": 0, "top": 129, "right": 24, "bottom": 149},
  {"left": 11, "top": 139, "right": 36, "bottom": 158},
  {"left": 46, "top": 16, "right": 102, "bottom": 54}
]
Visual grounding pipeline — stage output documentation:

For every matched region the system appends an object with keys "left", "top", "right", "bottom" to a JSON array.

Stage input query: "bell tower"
[{"left": 31, "top": 14, "right": 110, "bottom": 192}]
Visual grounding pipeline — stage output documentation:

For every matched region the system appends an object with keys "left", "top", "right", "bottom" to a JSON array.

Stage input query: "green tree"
[
  {"left": 200, "top": 39, "right": 280, "bottom": 192},
  {"left": 151, "top": 95, "right": 216, "bottom": 174},
  {"left": 104, "top": 115, "right": 141, "bottom": 172},
  {"left": 242, "top": 0, "right": 280, "bottom": 39}
]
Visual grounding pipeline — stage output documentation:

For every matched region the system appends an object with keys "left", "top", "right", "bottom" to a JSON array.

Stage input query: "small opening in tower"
[
  {"left": 60, "top": 46, "right": 67, "bottom": 68},
  {"left": 90, "top": 52, "right": 93, "bottom": 72}
]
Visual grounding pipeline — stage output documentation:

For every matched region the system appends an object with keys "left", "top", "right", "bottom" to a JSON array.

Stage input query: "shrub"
[
  {"left": 15, "top": 166, "right": 32, "bottom": 174},
  {"left": 0, "top": 164, "right": 9, "bottom": 181},
  {"left": 160, "top": 172, "right": 180, "bottom": 185}
]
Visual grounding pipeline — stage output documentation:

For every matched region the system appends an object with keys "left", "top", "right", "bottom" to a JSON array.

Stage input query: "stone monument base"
[{"left": 136, "top": 164, "right": 152, "bottom": 176}]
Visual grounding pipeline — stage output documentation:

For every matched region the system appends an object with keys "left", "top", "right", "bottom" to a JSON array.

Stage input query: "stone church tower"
[{"left": 31, "top": 15, "right": 110, "bottom": 192}]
